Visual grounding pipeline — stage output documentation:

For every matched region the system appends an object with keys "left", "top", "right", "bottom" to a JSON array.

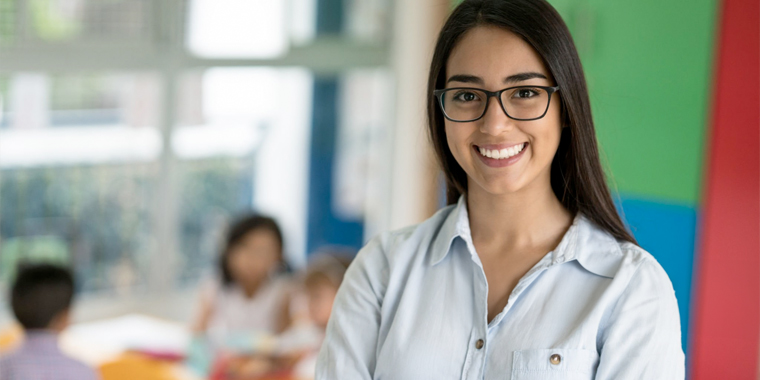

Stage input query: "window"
[{"left": 0, "top": 0, "right": 391, "bottom": 319}]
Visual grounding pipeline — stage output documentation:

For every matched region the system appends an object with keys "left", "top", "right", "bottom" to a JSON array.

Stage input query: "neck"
[
  {"left": 466, "top": 176, "right": 572, "bottom": 254},
  {"left": 240, "top": 276, "right": 266, "bottom": 299},
  {"left": 25, "top": 329, "right": 58, "bottom": 336}
]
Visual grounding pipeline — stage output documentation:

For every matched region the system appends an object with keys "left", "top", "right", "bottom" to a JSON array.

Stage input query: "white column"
[
  {"left": 364, "top": 0, "right": 449, "bottom": 238},
  {"left": 253, "top": 69, "right": 313, "bottom": 270}
]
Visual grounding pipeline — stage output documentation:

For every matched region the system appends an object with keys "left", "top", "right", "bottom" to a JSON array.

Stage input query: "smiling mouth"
[{"left": 474, "top": 143, "right": 528, "bottom": 159}]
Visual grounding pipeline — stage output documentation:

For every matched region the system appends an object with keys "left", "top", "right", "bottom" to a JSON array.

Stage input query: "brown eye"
[
  {"left": 454, "top": 91, "right": 480, "bottom": 102},
  {"left": 514, "top": 88, "right": 539, "bottom": 99}
]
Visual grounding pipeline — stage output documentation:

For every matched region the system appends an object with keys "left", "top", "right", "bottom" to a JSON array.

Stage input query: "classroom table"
[{"left": 1, "top": 314, "right": 309, "bottom": 380}]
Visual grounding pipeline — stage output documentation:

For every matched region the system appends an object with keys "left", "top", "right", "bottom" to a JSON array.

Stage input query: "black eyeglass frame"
[{"left": 433, "top": 85, "right": 560, "bottom": 122}]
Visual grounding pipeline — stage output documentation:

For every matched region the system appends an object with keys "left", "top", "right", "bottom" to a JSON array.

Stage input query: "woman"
[
  {"left": 316, "top": 0, "right": 684, "bottom": 379},
  {"left": 194, "top": 214, "right": 292, "bottom": 336}
]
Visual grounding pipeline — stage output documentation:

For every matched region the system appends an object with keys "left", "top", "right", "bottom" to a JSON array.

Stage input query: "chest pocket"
[{"left": 510, "top": 348, "right": 599, "bottom": 380}]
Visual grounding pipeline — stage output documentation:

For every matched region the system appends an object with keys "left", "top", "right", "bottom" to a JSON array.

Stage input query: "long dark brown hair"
[{"left": 427, "top": 0, "right": 636, "bottom": 244}]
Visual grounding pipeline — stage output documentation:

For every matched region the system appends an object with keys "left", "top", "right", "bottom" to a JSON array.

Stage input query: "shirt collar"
[
  {"left": 429, "top": 195, "right": 470, "bottom": 266},
  {"left": 569, "top": 215, "right": 624, "bottom": 278},
  {"left": 429, "top": 196, "right": 624, "bottom": 278}
]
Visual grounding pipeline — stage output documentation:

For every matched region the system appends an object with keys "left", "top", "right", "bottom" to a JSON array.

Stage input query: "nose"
[{"left": 479, "top": 95, "right": 514, "bottom": 136}]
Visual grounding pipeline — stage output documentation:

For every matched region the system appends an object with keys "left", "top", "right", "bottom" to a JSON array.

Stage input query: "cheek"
[
  {"left": 261, "top": 251, "right": 279, "bottom": 268},
  {"left": 444, "top": 123, "right": 470, "bottom": 164},
  {"left": 227, "top": 254, "right": 250, "bottom": 277},
  {"left": 530, "top": 107, "right": 563, "bottom": 161},
  {"left": 309, "top": 292, "right": 336, "bottom": 321}
]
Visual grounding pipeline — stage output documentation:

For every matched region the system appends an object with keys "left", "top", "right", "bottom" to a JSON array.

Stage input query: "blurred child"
[
  {"left": 202, "top": 250, "right": 353, "bottom": 380},
  {"left": 302, "top": 253, "right": 352, "bottom": 329},
  {"left": 291, "top": 251, "right": 352, "bottom": 380},
  {"left": 193, "top": 214, "right": 293, "bottom": 337},
  {"left": 0, "top": 263, "right": 99, "bottom": 380}
]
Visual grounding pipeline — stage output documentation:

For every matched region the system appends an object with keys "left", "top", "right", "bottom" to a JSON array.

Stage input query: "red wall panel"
[{"left": 690, "top": 0, "right": 760, "bottom": 378}]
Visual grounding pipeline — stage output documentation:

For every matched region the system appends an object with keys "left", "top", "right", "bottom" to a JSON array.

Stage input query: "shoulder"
[
  {"left": 354, "top": 205, "right": 457, "bottom": 269},
  {"left": 574, "top": 216, "right": 675, "bottom": 298},
  {"left": 268, "top": 273, "right": 296, "bottom": 296},
  {"left": 616, "top": 242, "right": 677, "bottom": 300},
  {"left": 198, "top": 274, "right": 225, "bottom": 299},
  {"left": 63, "top": 356, "right": 99, "bottom": 380},
  {"left": 0, "top": 349, "right": 15, "bottom": 367},
  {"left": 0, "top": 349, "right": 98, "bottom": 380}
]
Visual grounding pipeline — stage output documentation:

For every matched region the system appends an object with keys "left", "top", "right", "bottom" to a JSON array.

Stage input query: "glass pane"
[
  {"left": 345, "top": 0, "right": 390, "bottom": 43},
  {"left": 0, "top": 164, "right": 158, "bottom": 294},
  {"left": 0, "top": 71, "right": 162, "bottom": 298},
  {"left": 175, "top": 68, "right": 313, "bottom": 281},
  {"left": 0, "top": 72, "right": 162, "bottom": 166},
  {"left": 186, "top": 0, "right": 290, "bottom": 58},
  {"left": 335, "top": 69, "right": 392, "bottom": 220},
  {"left": 0, "top": 0, "right": 15, "bottom": 47},
  {"left": 27, "top": 0, "right": 152, "bottom": 44},
  {"left": 185, "top": 0, "right": 392, "bottom": 58},
  {"left": 176, "top": 158, "right": 253, "bottom": 284}
]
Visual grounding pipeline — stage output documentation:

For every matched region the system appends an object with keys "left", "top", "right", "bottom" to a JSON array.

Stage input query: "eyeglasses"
[{"left": 434, "top": 85, "right": 560, "bottom": 122}]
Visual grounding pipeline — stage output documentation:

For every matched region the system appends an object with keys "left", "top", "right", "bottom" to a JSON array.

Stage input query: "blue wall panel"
[{"left": 306, "top": 78, "right": 364, "bottom": 256}]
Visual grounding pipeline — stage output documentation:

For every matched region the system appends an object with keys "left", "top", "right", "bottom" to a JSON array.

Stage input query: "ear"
[{"left": 49, "top": 308, "right": 71, "bottom": 332}]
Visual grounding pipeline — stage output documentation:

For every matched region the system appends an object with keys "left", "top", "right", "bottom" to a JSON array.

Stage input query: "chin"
[{"left": 472, "top": 173, "right": 526, "bottom": 194}]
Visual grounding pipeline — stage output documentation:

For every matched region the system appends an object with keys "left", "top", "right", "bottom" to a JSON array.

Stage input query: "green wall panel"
[{"left": 550, "top": 0, "right": 716, "bottom": 203}]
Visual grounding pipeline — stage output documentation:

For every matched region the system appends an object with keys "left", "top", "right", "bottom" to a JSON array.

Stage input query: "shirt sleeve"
[
  {"left": 595, "top": 258, "right": 685, "bottom": 379},
  {"left": 315, "top": 236, "right": 389, "bottom": 380}
]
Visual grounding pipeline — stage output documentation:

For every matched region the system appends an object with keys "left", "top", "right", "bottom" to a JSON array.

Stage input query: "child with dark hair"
[
  {"left": 205, "top": 249, "right": 354, "bottom": 380},
  {"left": 0, "top": 263, "right": 99, "bottom": 380},
  {"left": 193, "top": 214, "right": 293, "bottom": 336}
]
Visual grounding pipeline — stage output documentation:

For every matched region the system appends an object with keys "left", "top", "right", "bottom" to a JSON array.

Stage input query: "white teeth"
[{"left": 479, "top": 143, "right": 526, "bottom": 160}]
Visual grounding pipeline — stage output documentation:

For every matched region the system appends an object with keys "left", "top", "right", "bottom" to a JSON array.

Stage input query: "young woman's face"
[
  {"left": 228, "top": 229, "right": 281, "bottom": 287},
  {"left": 444, "top": 25, "right": 562, "bottom": 197}
]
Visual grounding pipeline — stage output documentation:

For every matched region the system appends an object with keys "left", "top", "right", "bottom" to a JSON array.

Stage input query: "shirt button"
[
  {"left": 550, "top": 353, "right": 561, "bottom": 365},
  {"left": 475, "top": 339, "right": 484, "bottom": 349}
]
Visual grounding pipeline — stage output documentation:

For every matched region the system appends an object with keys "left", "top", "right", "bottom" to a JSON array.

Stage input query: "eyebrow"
[{"left": 447, "top": 72, "right": 548, "bottom": 85}]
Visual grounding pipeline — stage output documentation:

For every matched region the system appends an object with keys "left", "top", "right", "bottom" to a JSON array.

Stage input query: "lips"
[
  {"left": 473, "top": 142, "right": 529, "bottom": 167},
  {"left": 477, "top": 143, "right": 527, "bottom": 160}
]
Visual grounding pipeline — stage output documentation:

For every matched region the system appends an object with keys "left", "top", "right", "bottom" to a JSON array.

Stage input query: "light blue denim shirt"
[{"left": 316, "top": 196, "right": 684, "bottom": 380}]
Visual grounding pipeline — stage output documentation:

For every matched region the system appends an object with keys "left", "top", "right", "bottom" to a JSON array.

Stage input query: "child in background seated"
[
  {"left": 292, "top": 251, "right": 352, "bottom": 380},
  {"left": 0, "top": 263, "right": 99, "bottom": 380},
  {"left": 302, "top": 253, "right": 352, "bottom": 330},
  {"left": 202, "top": 250, "right": 353, "bottom": 380},
  {"left": 194, "top": 214, "right": 293, "bottom": 338}
]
